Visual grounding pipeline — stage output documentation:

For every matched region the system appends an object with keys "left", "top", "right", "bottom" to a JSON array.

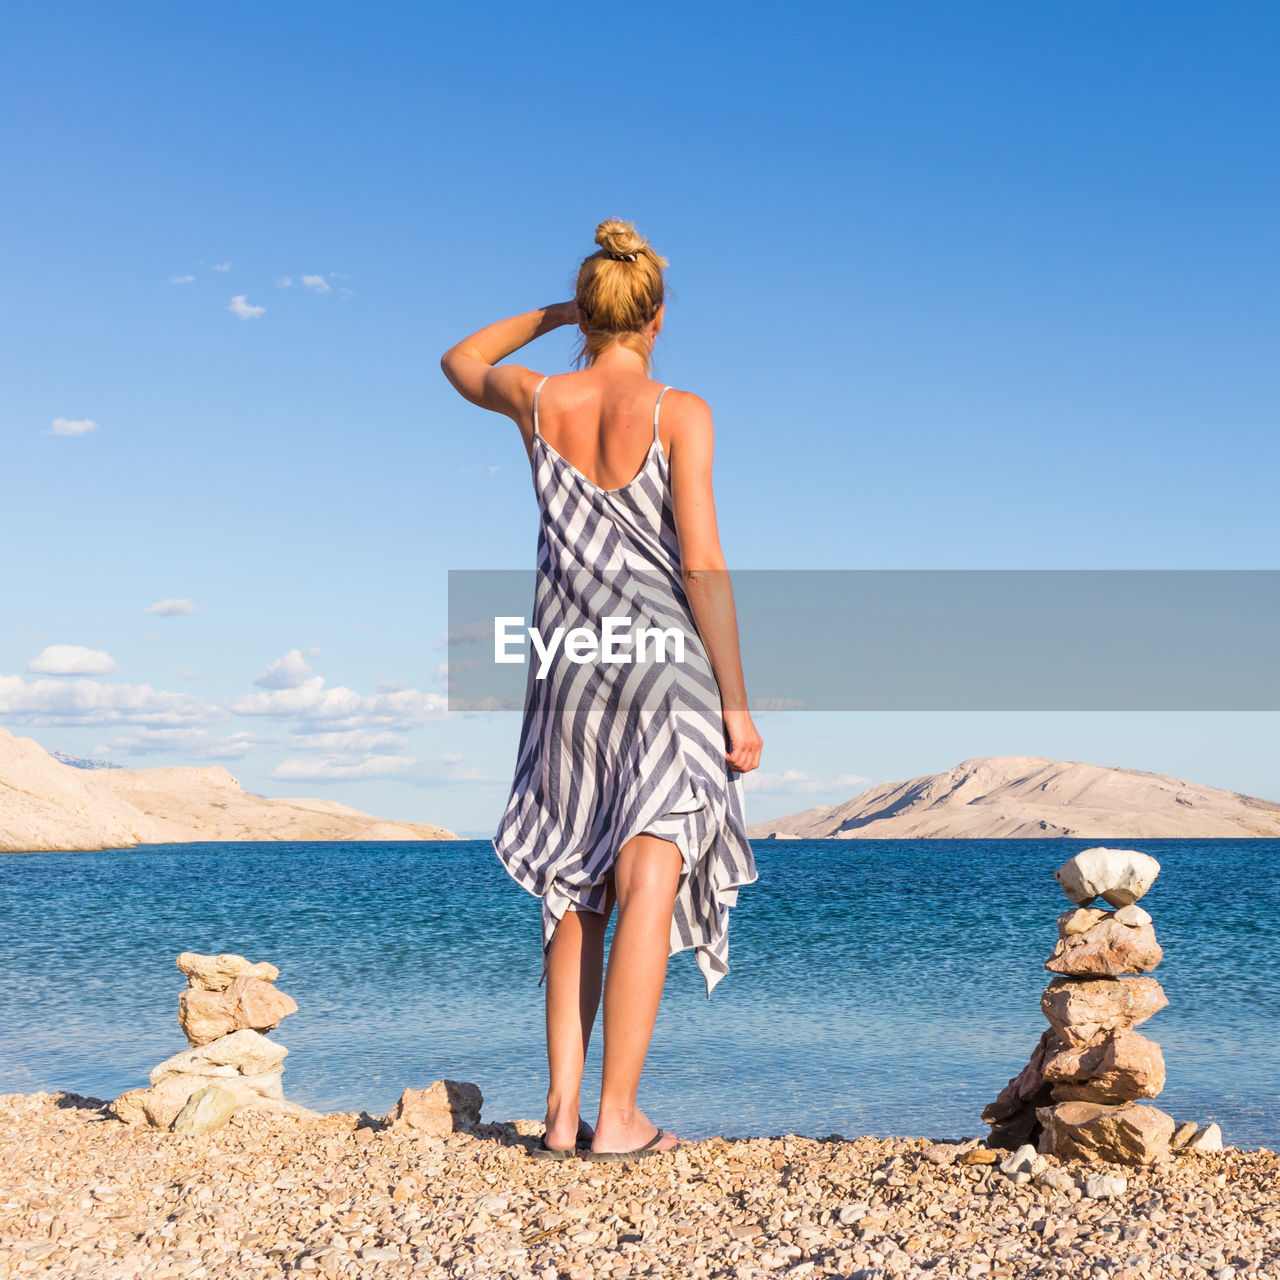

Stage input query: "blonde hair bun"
[
  {"left": 594, "top": 218, "right": 647, "bottom": 260},
  {"left": 573, "top": 218, "right": 669, "bottom": 371}
]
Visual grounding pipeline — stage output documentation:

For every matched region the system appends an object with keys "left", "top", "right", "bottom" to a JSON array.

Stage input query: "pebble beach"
[{"left": 3, "top": 1092, "right": 1277, "bottom": 1280}]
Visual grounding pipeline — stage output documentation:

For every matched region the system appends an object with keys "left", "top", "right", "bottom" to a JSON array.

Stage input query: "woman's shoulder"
[
  {"left": 659, "top": 385, "right": 707, "bottom": 410},
  {"left": 656, "top": 387, "right": 715, "bottom": 468},
  {"left": 659, "top": 386, "right": 713, "bottom": 433}
]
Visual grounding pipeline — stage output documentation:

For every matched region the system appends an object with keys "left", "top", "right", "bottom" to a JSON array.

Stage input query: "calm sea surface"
[{"left": 1, "top": 838, "right": 1277, "bottom": 1148}]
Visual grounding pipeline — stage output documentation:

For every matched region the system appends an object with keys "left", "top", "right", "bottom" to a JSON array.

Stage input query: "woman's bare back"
[{"left": 525, "top": 370, "right": 676, "bottom": 491}]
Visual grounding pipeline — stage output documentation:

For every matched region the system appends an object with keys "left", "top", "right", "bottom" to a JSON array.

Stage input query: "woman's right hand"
[
  {"left": 723, "top": 708, "right": 763, "bottom": 773},
  {"left": 547, "top": 300, "right": 580, "bottom": 328}
]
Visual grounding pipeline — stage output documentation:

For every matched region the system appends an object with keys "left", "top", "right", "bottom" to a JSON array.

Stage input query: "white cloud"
[
  {"left": 47, "top": 417, "right": 98, "bottom": 437},
  {"left": 227, "top": 673, "right": 448, "bottom": 728},
  {"left": 742, "top": 769, "right": 871, "bottom": 796},
  {"left": 227, "top": 295, "right": 265, "bottom": 320},
  {"left": 270, "top": 747, "right": 484, "bottom": 784},
  {"left": 170, "top": 275, "right": 195, "bottom": 284},
  {"left": 289, "top": 728, "right": 410, "bottom": 753},
  {"left": 212, "top": 262, "right": 231, "bottom": 272},
  {"left": 172, "top": 665, "right": 196, "bottom": 680},
  {"left": 440, "top": 621, "right": 490, "bottom": 649},
  {"left": 27, "top": 644, "right": 119, "bottom": 676},
  {"left": 106, "top": 726, "right": 268, "bottom": 759},
  {"left": 145, "top": 597, "right": 197, "bottom": 616},
  {"left": 271, "top": 754, "right": 422, "bottom": 781},
  {"left": 276, "top": 276, "right": 292, "bottom": 288},
  {"left": 0, "top": 673, "right": 216, "bottom": 726},
  {"left": 301, "top": 275, "right": 331, "bottom": 293},
  {"left": 253, "top": 649, "right": 314, "bottom": 690}
]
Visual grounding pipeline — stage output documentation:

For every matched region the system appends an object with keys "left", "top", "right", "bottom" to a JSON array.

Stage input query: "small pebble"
[
  {"left": 999, "top": 1143, "right": 1037, "bottom": 1177},
  {"left": 1188, "top": 1123, "right": 1224, "bottom": 1152},
  {"left": 1172, "top": 1120, "right": 1199, "bottom": 1148},
  {"left": 1085, "top": 1173, "right": 1128, "bottom": 1199},
  {"left": 357, "top": 1245, "right": 400, "bottom": 1261},
  {"left": 1033, "top": 1167, "right": 1076, "bottom": 1195}
]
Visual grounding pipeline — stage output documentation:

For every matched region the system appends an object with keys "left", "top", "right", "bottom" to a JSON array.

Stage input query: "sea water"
[{"left": 1, "top": 838, "right": 1276, "bottom": 1147}]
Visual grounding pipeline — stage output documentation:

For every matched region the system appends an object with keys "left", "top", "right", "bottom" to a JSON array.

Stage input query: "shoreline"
[
  {"left": 3, "top": 1092, "right": 1276, "bottom": 1279},
  {"left": 10, "top": 834, "right": 1280, "bottom": 857},
  {"left": 1, "top": 835, "right": 466, "bottom": 857},
  {"left": 7, "top": 832, "right": 1280, "bottom": 871}
]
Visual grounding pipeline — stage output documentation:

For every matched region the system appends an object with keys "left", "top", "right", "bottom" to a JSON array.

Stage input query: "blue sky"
[{"left": 3, "top": 1, "right": 1277, "bottom": 834}]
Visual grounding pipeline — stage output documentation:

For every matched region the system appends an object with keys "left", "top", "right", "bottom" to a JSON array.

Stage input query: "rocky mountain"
[
  {"left": 50, "top": 749, "right": 124, "bottom": 770},
  {"left": 1, "top": 726, "right": 457, "bottom": 853},
  {"left": 747, "top": 755, "right": 1280, "bottom": 840}
]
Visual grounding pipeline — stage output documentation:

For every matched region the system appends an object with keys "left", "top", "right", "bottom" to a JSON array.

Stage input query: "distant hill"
[
  {"left": 50, "top": 749, "right": 125, "bottom": 771},
  {"left": 1, "top": 725, "right": 458, "bottom": 853},
  {"left": 747, "top": 755, "right": 1280, "bottom": 840}
]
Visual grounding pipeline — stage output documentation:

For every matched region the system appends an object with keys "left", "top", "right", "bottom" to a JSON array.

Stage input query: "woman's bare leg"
[
  {"left": 591, "top": 834, "right": 683, "bottom": 1153},
  {"left": 543, "top": 885, "right": 614, "bottom": 1149}
]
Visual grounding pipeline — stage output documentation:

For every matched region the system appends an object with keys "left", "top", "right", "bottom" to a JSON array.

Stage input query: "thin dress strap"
[
  {"left": 532, "top": 374, "right": 550, "bottom": 438},
  {"left": 653, "top": 384, "right": 673, "bottom": 443}
]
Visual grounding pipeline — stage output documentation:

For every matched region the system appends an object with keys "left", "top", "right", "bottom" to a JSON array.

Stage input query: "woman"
[{"left": 441, "top": 219, "right": 761, "bottom": 1163}]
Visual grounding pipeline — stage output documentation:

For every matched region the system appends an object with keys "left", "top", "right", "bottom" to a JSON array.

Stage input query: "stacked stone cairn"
[
  {"left": 111, "top": 952, "right": 316, "bottom": 1133},
  {"left": 984, "top": 847, "right": 1222, "bottom": 1166}
]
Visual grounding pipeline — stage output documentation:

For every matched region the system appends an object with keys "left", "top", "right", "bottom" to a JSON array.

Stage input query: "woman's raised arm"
[{"left": 440, "top": 301, "right": 578, "bottom": 426}]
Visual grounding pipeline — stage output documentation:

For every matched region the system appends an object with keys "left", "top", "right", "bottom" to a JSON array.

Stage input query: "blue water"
[{"left": 2, "top": 839, "right": 1277, "bottom": 1148}]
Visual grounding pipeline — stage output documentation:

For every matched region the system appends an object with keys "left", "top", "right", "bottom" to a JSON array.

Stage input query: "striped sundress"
[{"left": 492, "top": 374, "right": 758, "bottom": 998}]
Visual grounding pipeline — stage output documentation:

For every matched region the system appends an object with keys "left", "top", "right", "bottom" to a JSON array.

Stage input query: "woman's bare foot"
[{"left": 590, "top": 1106, "right": 679, "bottom": 1154}]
